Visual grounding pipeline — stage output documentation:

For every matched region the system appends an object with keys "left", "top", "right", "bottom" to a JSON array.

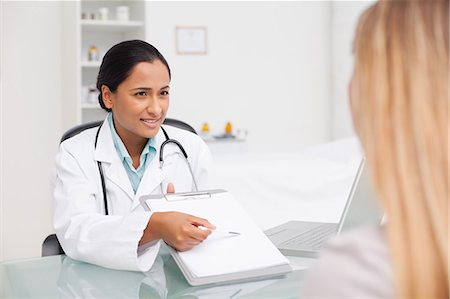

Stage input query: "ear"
[{"left": 101, "top": 85, "right": 114, "bottom": 109}]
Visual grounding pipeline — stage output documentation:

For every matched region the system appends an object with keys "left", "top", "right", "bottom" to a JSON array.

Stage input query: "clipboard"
[
  {"left": 139, "top": 190, "right": 292, "bottom": 286},
  {"left": 140, "top": 189, "right": 225, "bottom": 207}
]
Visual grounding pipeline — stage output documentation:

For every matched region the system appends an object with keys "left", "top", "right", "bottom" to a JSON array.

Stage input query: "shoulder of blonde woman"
[{"left": 302, "top": 225, "right": 393, "bottom": 299}]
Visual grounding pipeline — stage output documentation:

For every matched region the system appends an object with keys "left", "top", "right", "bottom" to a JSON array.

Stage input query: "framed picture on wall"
[{"left": 175, "top": 26, "right": 207, "bottom": 55}]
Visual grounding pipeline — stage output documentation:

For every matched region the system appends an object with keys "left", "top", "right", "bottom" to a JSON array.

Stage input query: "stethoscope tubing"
[{"left": 94, "top": 123, "right": 199, "bottom": 215}]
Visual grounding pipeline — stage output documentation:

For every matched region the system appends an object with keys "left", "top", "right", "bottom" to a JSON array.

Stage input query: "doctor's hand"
[{"left": 142, "top": 212, "right": 215, "bottom": 251}]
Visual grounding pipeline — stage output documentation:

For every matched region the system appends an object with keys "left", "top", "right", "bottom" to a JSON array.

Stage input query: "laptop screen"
[{"left": 337, "top": 158, "right": 383, "bottom": 233}]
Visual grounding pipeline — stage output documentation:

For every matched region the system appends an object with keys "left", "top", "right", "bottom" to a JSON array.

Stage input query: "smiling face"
[{"left": 101, "top": 60, "right": 170, "bottom": 148}]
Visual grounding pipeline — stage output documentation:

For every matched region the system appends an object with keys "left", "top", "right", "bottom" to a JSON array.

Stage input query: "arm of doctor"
[{"left": 139, "top": 183, "right": 216, "bottom": 251}]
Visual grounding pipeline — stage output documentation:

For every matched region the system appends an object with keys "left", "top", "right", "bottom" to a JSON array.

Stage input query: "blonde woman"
[{"left": 303, "top": 1, "right": 448, "bottom": 298}]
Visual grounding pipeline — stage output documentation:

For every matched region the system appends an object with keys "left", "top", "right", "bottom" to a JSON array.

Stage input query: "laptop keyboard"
[{"left": 282, "top": 224, "right": 337, "bottom": 250}]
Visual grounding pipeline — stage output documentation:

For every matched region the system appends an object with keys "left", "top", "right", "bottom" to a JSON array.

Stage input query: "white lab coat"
[{"left": 53, "top": 117, "right": 211, "bottom": 272}]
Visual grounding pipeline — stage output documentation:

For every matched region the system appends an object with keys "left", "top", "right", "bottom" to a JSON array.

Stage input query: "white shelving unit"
[
  {"left": 80, "top": 61, "right": 101, "bottom": 68},
  {"left": 62, "top": 1, "right": 148, "bottom": 128},
  {"left": 80, "top": 19, "right": 144, "bottom": 30}
]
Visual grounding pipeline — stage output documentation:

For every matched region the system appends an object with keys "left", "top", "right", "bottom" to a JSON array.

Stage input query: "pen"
[{"left": 198, "top": 226, "right": 241, "bottom": 236}]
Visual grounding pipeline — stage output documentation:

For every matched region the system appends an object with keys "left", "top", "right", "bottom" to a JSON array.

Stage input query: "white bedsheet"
[{"left": 209, "top": 138, "right": 363, "bottom": 230}]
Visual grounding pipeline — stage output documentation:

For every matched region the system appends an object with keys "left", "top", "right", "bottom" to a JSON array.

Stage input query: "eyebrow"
[{"left": 130, "top": 86, "right": 170, "bottom": 91}]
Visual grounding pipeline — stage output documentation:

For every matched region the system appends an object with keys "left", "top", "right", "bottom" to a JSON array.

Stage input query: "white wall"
[
  {"left": 1, "top": 2, "right": 62, "bottom": 261},
  {"left": 146, "top": 2, "right": 332, "bottom": 153},
  {"left": 330, "top": 1, "right": 374, "bottom": 139}
]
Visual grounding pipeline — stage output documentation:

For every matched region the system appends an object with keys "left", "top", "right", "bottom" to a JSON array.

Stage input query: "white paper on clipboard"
[{"left": 139, "top": 190, "right": 291, "bottom": 286}]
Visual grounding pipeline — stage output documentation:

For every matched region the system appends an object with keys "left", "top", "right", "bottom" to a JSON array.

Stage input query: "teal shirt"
[{"left": 107, "top": 113, "right": 157, "bottom": 194}]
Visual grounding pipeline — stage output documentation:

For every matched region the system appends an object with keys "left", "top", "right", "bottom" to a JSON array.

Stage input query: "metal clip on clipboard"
[{"left": 139, "top": 189, "right": 227, "bottom": 211}]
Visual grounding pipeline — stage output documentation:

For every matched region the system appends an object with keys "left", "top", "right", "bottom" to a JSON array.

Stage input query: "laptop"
[{"left": 265, "top": 158, "right": 383, "bottom": 258}]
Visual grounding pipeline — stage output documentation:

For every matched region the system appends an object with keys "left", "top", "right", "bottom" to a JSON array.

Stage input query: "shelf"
[
  {"left": 81, "top": 19, "right": 144, "bottom": 32},
  {"left": 81, "top": 103, "right": 101, "bottom": 109},
  {"left": 81, "top": 61, "right": 101, "bottom": 68},
  {"left": 203, "top": 137, "right": 247, "bottom": 143}
]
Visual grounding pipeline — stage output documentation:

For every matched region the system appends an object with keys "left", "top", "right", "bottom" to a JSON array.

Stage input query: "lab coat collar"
[
  {"left": 94, "top": 118, "right": 116, "bottom": 164},
  {"left": 94, "top": 118, "right": 167, "bottom": 204},
  {"left": 94, "top": 118, "right": 134, "bottom": 200},
  {"left": 132, "top": 128, "right": 167, "bottom": 209}
]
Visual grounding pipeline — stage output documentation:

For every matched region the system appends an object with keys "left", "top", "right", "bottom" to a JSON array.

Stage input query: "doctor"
[{"left": 54, "top": 40, "right": 215, "bottom": 271}]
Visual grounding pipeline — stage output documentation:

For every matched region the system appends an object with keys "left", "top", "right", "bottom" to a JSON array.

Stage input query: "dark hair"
[{"left": 96, "top": 40, "right": 171, "bottom": 112}]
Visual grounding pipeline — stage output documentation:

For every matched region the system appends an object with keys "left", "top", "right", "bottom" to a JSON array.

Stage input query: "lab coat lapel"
[
  {"left": 132, "top": 129, "right": 166, "bottom": 209},
  {"left": 94, "top": 119, "right": 134, "bottom": 201}
]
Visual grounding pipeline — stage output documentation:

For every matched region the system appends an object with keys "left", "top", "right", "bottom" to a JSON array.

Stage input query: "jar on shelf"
[
  {"left": 88, "top": 85, "right": 99, "bottom": 103},
  {"left": 99, "top": 7, "right": 109, "bottom": 21},
  {"left": 88, "top": 45, "right": 98, "bottom": 61},
  {"left": 116, "top": 6, "right": 130, "bottom": 21}
]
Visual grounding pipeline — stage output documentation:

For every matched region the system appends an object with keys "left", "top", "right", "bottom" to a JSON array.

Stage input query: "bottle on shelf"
[
  {"left": 225, "top": 121, "right": 233, "bottom": 135},
  {"left": 236, "top": 129, "right": 248, "bottom": 140},
  {"left": 200, "top": 122, "right": 211, "bottom": 139}
]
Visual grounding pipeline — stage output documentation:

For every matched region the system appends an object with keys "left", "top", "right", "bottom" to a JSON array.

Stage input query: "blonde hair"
[{"left": 352, "top": 1, "right": 449, "bottom": 298}]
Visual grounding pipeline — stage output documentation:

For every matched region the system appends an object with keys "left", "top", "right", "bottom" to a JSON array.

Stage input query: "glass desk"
[{"left": 1, "top": 246, "right": 313, "bottom": 298}]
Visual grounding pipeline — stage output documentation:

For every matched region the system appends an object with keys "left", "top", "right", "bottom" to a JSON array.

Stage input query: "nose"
[{"left": 146, "top": 96, "right": 162, "bottom": 116}]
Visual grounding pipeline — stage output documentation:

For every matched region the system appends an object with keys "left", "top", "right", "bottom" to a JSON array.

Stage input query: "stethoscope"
[{"left": 94, "top": 124, "right": 199, "bottom": 215}]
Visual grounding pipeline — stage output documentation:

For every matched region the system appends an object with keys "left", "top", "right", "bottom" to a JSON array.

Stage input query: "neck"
[
  {"left": 119, "top": 133, "right": 147, "bottom": 170},
  {"left": 121, "top": 132, "right": 148, "bottom": 158},
  {"left": 114, "top": 126, "right": 148, "bottom": 158},
  {"left": 110, "top": 115, "right": 148, "bottom": 158}
]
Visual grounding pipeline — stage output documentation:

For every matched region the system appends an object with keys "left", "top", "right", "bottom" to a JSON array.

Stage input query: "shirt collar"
[{"left": 107, "top": 113, "right": 156, "bottom": 162}]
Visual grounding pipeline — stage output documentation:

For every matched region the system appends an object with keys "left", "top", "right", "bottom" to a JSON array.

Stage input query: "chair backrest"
[
  {"left": 163, "top": 118, "right": 197, "bottom": 135},
  {"left": 60, "top": 120, "right": 103, "bottom": 143},
  {"left": 42, "top": 234, "right": 64, "bottom": 257},
  {"left": 60, "top": 118, "right": 196, "bottom": 144},
  {"left": 43, "top": 117, "right": 197, "bottom": 257}
]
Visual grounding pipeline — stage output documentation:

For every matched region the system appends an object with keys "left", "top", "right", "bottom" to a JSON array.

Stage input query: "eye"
[
  {"left": 161, "top": 90, "right": 170, "bottom": 96},
  {"left": 135, "top": 91, "right": 147, "bottom": 97}
]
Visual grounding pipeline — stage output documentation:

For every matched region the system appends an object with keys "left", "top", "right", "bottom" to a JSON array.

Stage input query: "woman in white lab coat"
[{"left": 53, "top": 40, "right": 214, "bottom": 271}]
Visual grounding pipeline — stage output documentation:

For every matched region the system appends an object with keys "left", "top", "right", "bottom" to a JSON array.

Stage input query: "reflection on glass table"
[{"left": 1, "top": 246, "right": 308, "bottom": 299}]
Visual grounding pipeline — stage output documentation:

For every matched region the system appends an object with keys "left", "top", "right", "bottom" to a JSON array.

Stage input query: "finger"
[
  {"left": 190, "top": 227, "right": 211, "bottom": 241},
  {"left": 189, "top": 216, "right": 216, "bottom": 230},
  {"left": 166, "top": 182, "right": 175, "bottom": 194},
  {"left": 177, "top": 239, "right": 202, "bottom": 252},
  {"left": 188, "top": 237, "right": 202, "bottom": 245},
  {"left": 186, "top": 238, "right": 203, "bottom": 247}
]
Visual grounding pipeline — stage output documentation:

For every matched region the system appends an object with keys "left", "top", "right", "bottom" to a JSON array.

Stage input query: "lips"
[
  {"left": 140, "top": 118, "right": 161, "bottom": 128},
  {"left": 141, "top": 118, "right": 159, "bottom": 124}
]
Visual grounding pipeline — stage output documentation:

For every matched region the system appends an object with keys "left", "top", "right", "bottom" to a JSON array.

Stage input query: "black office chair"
[
  {"left": 163, "top": 118, "right": 197, "bottom": 135},
  {"left": 60, "top": 118, "right": 196, "bottom": 144},
  {"left": 42, "top": 118, "right": 197, "bottom": 257}
]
